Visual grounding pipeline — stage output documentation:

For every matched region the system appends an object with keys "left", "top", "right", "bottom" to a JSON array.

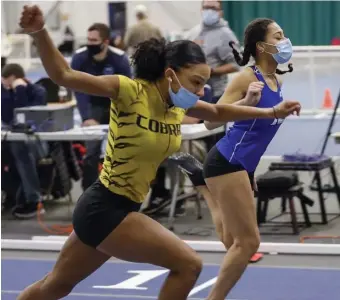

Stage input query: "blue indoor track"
[{"left": 2, "top": 258, "right": 340, "bottom": 300}]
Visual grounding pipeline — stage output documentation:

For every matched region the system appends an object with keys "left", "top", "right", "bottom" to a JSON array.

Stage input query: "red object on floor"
[{"left": 249, "top": 253, "right": 263, "bottom": 263}]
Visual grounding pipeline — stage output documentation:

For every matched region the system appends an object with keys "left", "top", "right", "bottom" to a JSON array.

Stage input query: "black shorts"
[
  {"left": 203, "top": 145, "right": 254, "bottom": 187},
  {"left": 73, "top": 180, "right": 141, "bottom": 248}
]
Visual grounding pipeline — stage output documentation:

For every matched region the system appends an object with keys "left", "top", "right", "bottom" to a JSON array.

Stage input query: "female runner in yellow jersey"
[{"left": 18, "top": 5, "right": 301, "bottom": 300}]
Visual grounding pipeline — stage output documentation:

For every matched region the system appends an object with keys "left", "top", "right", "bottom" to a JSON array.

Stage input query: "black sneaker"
[
  {"left": 168, "top": 153, "right": 205, "bottom": 186},
  {"left": 12, "top": 202, "right": 45, "bottom": 219}
]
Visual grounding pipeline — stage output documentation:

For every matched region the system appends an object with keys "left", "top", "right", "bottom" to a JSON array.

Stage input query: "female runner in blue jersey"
[{"left": 172, "top": 18, "right": 297, "bottom": 300}]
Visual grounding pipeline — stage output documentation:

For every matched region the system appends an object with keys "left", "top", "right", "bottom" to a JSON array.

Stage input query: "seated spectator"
[
  {"left": 1, "top": 64, "right": 47, "bottom": 124},
  {"left": 1, "top": 63, "right": 47, "bottom": 218}
]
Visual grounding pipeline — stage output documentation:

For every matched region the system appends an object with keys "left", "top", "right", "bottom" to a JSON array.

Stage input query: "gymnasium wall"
[{"left": 223, "top": 1, "right": 340, "bottom": 46}]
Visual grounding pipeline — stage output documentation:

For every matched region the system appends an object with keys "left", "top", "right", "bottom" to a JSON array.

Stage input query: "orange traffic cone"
[{"left": 322, "top": 89, "right": 334, "bottom": 109}]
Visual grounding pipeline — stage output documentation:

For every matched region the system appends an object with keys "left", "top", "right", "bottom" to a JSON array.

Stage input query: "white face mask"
[{"left": 202, "top": 9, "right": 220, "bottom": 26}]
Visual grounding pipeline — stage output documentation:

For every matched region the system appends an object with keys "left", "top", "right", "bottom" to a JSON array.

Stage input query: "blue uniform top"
[
  {"left": 216, "top": 66, "right": 284, "bottom": 172},
  {"left": 70, "top": 46, "right": 132, "bottom": 121}
]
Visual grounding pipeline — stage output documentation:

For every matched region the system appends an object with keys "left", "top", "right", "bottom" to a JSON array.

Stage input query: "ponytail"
[
  {"left": 131, "top": 38, "right": 166, "bottom": 82},
  {"left": 229, "top": 41, "right": 251, "bottom": 66},
  {"left": 276, "top": 63, "right": 294, "bottom": 75}
]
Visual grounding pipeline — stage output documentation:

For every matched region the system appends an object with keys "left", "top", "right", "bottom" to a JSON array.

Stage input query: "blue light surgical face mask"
[
  {"left": 265, "top": 38, "right": 293, "bottom": 64},
  {"left": 168, "top": 72, "right": 200, "bottom": 109},
  {"left": 202, "top": 9, "right": 220, "bottom": 26}
]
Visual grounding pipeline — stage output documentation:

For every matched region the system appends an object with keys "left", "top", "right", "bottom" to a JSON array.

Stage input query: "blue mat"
[{"left": 2, "top": 258, "right": 340, "bottom": 300}]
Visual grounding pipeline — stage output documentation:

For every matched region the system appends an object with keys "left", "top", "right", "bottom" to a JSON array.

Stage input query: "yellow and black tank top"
[{"left": 99, "top": 75, "right": 186, "bottom": 203}]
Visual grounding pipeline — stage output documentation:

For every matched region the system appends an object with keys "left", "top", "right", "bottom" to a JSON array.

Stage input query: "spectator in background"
[
  {"left": 184, "top": 0, "right": 239, "bottom": 151},
  {"left": 1, "top": 63, "right": 47, "bottom": 218},
  {"left": 185, "top": 0, "right": 240, "bottom": 104},
  {"left": 70, "top": 23, "right": 131, "bottom": 191},
  {"left": 1, "top": 64, "right": 47, "bottom": 126},
  {"left": 124, "top": 5, "right": 163, "bottom": 56}
]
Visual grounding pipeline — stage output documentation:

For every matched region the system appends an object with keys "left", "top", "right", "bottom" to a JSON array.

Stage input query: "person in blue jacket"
[
  {"left": 1, "top": 63, "right": 47, "bottom": 218},
  {"left": 70, "top": 23, "right": 132, "bottom": 190}
]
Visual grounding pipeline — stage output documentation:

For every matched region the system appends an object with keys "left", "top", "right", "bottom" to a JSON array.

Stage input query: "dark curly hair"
[
  {"left": 131, "top": 38, "right": 206, "bottom": 82},
  {"left": 229, "top": 18, "right": 293, "bottom": 75}
]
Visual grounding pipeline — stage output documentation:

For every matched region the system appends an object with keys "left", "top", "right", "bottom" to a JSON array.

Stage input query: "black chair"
[
  {"left": 269, "top": 158, "right": 340, "bottom": 224},
  {"left": 256, "top": 184, "right": 313, "bottom": 235}
]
